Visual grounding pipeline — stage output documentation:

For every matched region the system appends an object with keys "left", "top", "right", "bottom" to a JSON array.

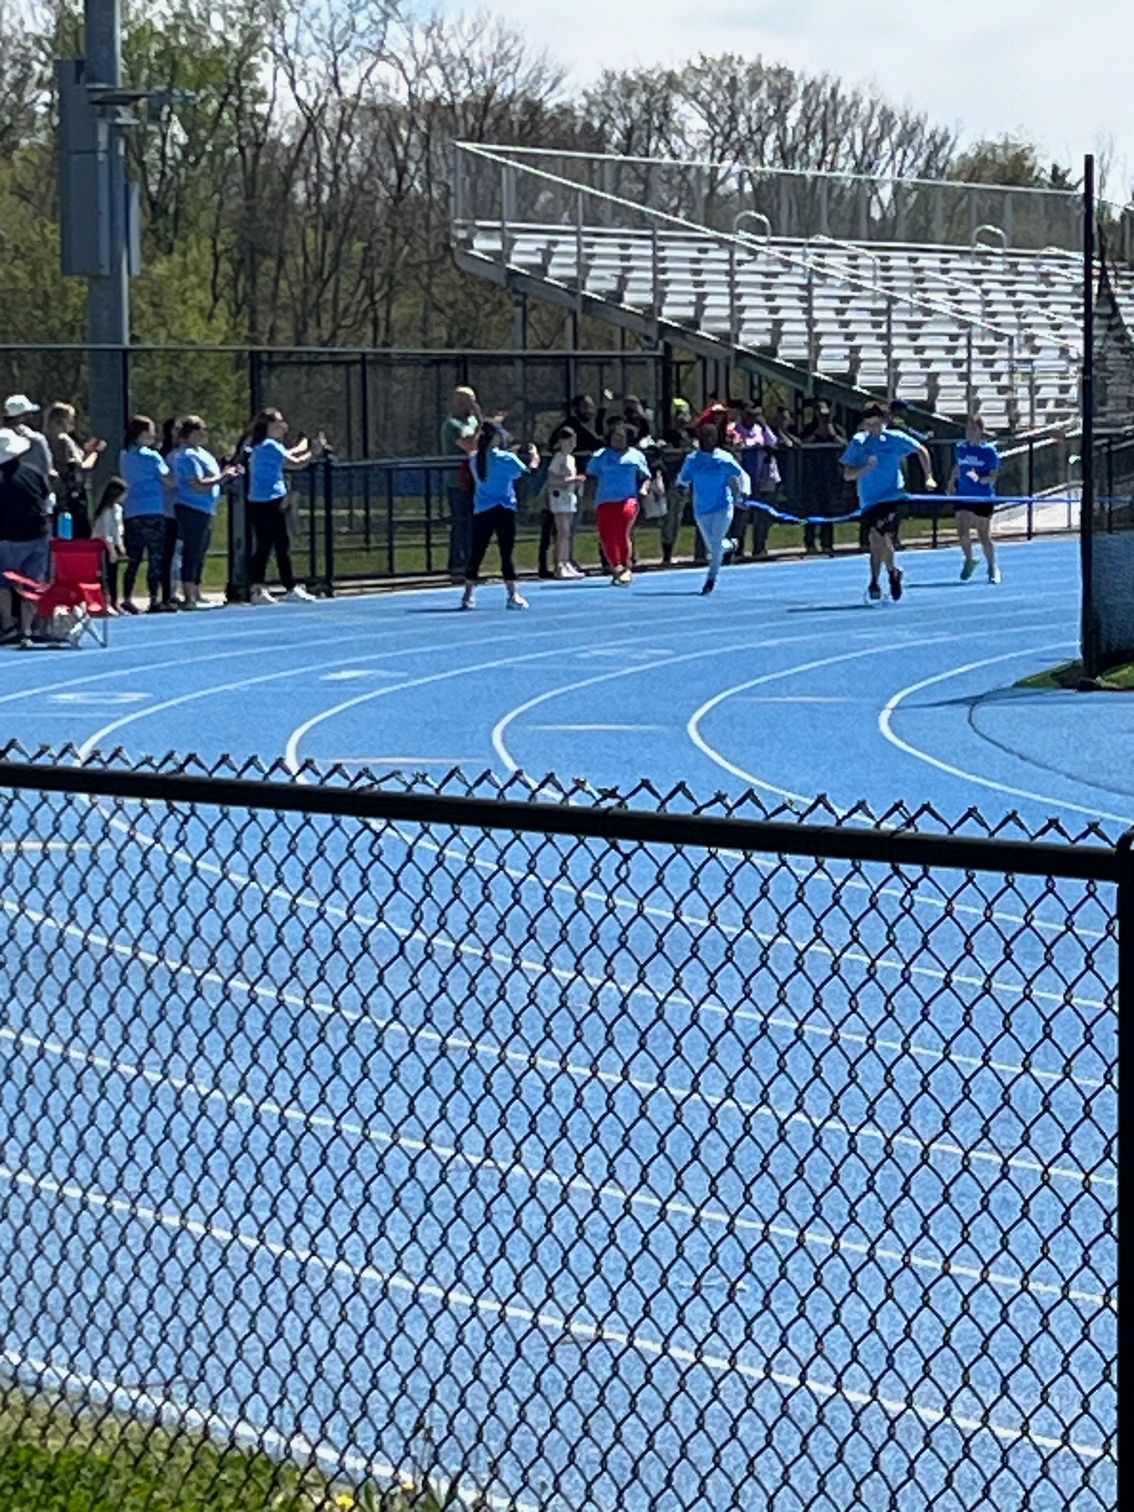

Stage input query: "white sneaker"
[
  {"left": 506, "top": 594, "right": 529, "bottom": 610},
  {"left": 284, "top": 585, "right": 316, "bottom": 603},
  {"left": 249, "top": 586, "right": 278, "bottom": 606}
]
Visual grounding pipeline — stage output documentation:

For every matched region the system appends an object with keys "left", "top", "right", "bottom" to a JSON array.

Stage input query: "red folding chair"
[{"left": 2, "top": 538, "right": 110, "bottom": 648}]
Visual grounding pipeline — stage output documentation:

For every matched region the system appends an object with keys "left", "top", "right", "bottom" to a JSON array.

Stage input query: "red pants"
[{"left": 595, "top": 499, "right": 638, "bottom": 571}]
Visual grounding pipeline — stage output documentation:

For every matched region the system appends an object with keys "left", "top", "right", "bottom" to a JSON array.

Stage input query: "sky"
[{"left": 475, "top": 0, "right": 1132, "bottom": 197}]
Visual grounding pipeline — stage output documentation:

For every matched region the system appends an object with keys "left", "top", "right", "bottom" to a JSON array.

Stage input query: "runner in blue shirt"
[
  {"left": 460, "top": 422, "right": 538, "bottom": 610},
  {"left": 676, "top": 425, "right": 747, "bottom": 595},
  {"left": 949, "top": 415, "right": 1001, "bottom": 584},
  {"left": 840, "top": 404, "right": 937, "bottom": 601}
]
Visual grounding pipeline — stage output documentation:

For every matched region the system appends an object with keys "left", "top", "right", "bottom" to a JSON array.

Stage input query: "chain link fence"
[{"left": 0, "top": 747, "right": 1125, "bottom": 1508}]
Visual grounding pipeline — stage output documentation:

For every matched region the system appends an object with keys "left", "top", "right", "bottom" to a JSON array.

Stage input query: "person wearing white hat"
[
  {"left": 2, "top": 395, "right": 55, "bottom": 486},
  {"left": 0, "top": 427, "right": 52, "bottom": 644}
]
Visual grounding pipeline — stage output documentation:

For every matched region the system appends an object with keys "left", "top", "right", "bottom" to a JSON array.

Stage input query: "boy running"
[
  {"left": 840, "top": 404, "right": 936, "bottom": 601},
  {"left": 950, "top": 415, "right": 1001, "bottom": 584}
]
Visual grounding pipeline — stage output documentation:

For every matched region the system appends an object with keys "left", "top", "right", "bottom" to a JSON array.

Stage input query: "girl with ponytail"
[{"left": 461, "top": 422, "right": 538, "bottom": 611}]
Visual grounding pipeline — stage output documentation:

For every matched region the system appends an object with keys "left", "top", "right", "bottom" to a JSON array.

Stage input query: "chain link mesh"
[{"left": 0, "top": 744, "right": 1119, "bottom": 1509}]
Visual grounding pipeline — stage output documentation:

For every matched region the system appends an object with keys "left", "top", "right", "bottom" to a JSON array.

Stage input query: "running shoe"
[
  {"left": 988, "top": 565, "right": 1002, "bottom": 584},
  {"left": 888, "top": 567, "right": 904, "bottom": 602},
  {"left": 250, "top": 586, "right": 278, "bottom": 606},
  {"left": 119, "top": 600, "right": 139, "bottom": 615},
  {"left": 284, "top": 585, "right": 317, "bottom": 603},
  {"left": 867, "top": 581, "right": 882, "bottom": 602},
  {"left": 506, "top": 595, "right": 530, "bottom": 611},
  {"left": 960, "top": 559, "right": 978, "bottom": 581},
  {"left": 459, "top": 593, "right": 475, "bottom": 611},
  {"left": 618, "top": 568, "right": 633, "bottom": 585},
  {"left": 701, "top": 577, "right": 716, "bottom": 596}
]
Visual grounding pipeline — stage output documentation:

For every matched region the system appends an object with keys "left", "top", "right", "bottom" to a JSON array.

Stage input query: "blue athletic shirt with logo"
[
  {"left": 953, "top": 440, "right": 999, "bottom": 500},
  {"left": 473, "top": 449, "right": 527, "bottom": 512},
  {"left": 839, "top": 428, "right": 922, "bottom": 509},
  {"left": 172, "top": 445, "right": 222, "bottom": 514},
  {"left": 676, "top": 448, "right": 746, "bottom": 515},
  {"left": 585, "top": 446, "right": 650, "bottom": 504}
]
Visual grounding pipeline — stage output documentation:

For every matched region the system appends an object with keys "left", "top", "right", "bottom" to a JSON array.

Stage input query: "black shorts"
[
  {"left": 954, "top": 501, "right": 995, "bottom": 520},
  {"left": 861, "top": 500, "right": 902, "bottom": 538}
]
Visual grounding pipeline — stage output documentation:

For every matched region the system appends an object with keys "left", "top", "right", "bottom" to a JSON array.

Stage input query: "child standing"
[
  {"left": 950, "top": 415, "right": 1001, "bottom": 584},
  {"left": 546, "top": 428, "right": 584, "bottom": 579},
  {"left": 91, "top": 475, "right": 127, "bottom": 613}
]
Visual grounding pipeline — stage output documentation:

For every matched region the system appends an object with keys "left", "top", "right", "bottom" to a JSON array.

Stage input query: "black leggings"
[
  {"left": 248, "top": 498, "right": 296, "bottom": 590},
  {"left": 466, "top": 506, "right": 517, "bottom": 583}
]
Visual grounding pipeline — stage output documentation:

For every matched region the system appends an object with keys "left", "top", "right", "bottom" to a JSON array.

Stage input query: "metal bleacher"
[{"left": 451, "top": 144, "right": 1134, "bottom": 434}]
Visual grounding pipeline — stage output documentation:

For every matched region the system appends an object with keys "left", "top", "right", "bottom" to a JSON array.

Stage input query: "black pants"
[
  {"left": 248, "top": 498, "right": 296, "bottom": 591},
  {"left": 538, "top": 507, "right": 555, "bottom": 575},
  {"left": 104, "top": 558, "right": 119, "bottom": 609},
  {"left": 466, "top": 506, "right": 517, "bottom": 583},
  {"left": 122, "top": 515, "right": 166, "bottom": 603},
  {"left": 160, "top": 515, "right": 179, "bottom": 603}
]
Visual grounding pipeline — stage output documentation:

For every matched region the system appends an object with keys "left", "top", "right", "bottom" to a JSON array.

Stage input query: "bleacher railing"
[
  {"left": 0, "top": 750, "right": 1126, "bottom": 1509},
  {"left": 452, "top": 144, "right": 1080, "bottom": 422},
  {"left": 457, "top": 143, "right": 1134, "bottom": 261}
]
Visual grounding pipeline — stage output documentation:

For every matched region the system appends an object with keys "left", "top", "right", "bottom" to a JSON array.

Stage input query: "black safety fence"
[
  {"left": 223, "top": 429, "right": 1096, "bottom": 595},
  {"left": 0, "top": 748, "right": 1127, "bottom": 1510}
]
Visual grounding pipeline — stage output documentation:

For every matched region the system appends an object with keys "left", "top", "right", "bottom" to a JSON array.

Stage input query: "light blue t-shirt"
[
  {"left": 677, "top": 448, "right": 746, "bottom": 516},
  {"left": 586, "top": 446, "right": 650, "bottom": 504},
  {"left": 472, "top": 449, "right": 527, "bottom": 513},
  {"left": 839, "top": 428, "right": 922, "bottom": 509},
  {"left": 248, "top": 438, "right": 289, "bottom": 502},
  {"left": 172, "top": 445, "right": 221, "bottom": 514},
  {"left": 119, "top": 445, "right": 170, "bottom": 519},
  {"left": 954, "top": 440, "right": 999, "bottom": 500}
]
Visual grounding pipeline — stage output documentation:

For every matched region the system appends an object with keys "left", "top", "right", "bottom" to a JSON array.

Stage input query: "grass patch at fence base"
[
  {"left": 0, "top": 1387, "right": 452, "bottom": 1512},
  {"left": 1016, "top": 659, "right": 1134, "bottom": 691}
]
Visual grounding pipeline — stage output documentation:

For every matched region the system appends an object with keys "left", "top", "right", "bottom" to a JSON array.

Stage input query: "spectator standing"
[
  {"left": 800, "top": 403, "right": 846, "bottom": 555},
  {"left": 544, "top": 395, "right": 604, "bottom": 578},
  {"left": 246, "top": 408, "right": 318, "bottom": 605},
  {"left": 659, "top": 399, "right": 695, "bottom": 566},
  {"left": 585, "top": 419, "right": 651, "bottom": 586},
  {"left": 2, "top": 395, "right": 54, "bottom": 486},
  {"left": 546, "top": 428, "right": 585, "bottom": 579},
  {"left": 0, "top": 428, "right": 52, "bottom": 645},
  {"left": 119, "top": 415, "right": 171, "bottom": 615},
  {"left": 45, "top": 403, "right": 104, "bottom": 539},
  {"left": 91, "top": 475, "right": 127, "bottom": 613},
  {"left": 169, "top": 416, "right": 242, "bottom": 608},
  {"left": 677, "top": 424, "right": 746, "bottom": 595},
  {"left": 441, "top": 386, "right": 482, "bottom": 579},
  {"left": 733, "top": 404, "right": 780, "bottom": 560},
  {"left": 461, "top": 421, "right": 536, "bottom": 611}
]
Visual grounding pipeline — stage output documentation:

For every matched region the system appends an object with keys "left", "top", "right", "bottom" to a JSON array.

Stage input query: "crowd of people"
[
  {"left": 0, "top": 394, "right": 328, "bottom": 643},
  {"left": 442, "top": 385, "right": 1001, "bottom": 606},
  {"left": 0, "top": 384, "right": 1003, "bottom": 643}
]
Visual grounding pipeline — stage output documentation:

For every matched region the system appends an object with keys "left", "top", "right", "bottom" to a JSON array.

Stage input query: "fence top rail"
[
  {"left": 456, "top": 142, "right": 1112, "bottom": 208},
  {"left": 0, "top": 760, "right": 1123, "bottom": 883}
]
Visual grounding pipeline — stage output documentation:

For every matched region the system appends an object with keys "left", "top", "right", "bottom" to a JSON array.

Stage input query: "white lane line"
[
  {"left": 1, "top": 891, "right": 1111, "bottom": 1187},
  {"left": 685, "top": 630, "right": 1070, "bottom": 809},
  {"left": 878, "top": 648, "right": 1134, "bottom": 828},
  {"left": 0, "top": 1348, "right": 511, "bottom": 1511},
  {"left": 0, "top": 1165, "right": 1108, "bottom": 1464},
  {"left": 0, "top": 1020, "right": 1109, "bottom": 1312}
]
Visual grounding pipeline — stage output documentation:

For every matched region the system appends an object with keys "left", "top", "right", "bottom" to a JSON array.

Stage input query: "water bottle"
[{"left": 57, "top": 508, "right": 73, "bottom": 540}]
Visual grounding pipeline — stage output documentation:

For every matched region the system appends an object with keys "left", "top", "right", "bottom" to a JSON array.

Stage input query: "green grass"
[
  {"left": 0, "top": 1388, "right": 463, "bottom": 1512},
  {"left": 1016, "top": 659, "right": 1134, "bottom": 691}
]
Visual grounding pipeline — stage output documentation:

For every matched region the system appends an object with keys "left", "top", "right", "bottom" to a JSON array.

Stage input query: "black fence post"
[
  {"left": 322, "top": 448, "right": 336, "bottom": 596},
  {"left": 1026, "top": 438, "right": 1035, "bottom": 539},
  {"left": 1118, "top": 826, "right": 1134, "bottom": 1512},
  {"left": 306, "top": 465, "right": 318, "bottom": 585}
]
